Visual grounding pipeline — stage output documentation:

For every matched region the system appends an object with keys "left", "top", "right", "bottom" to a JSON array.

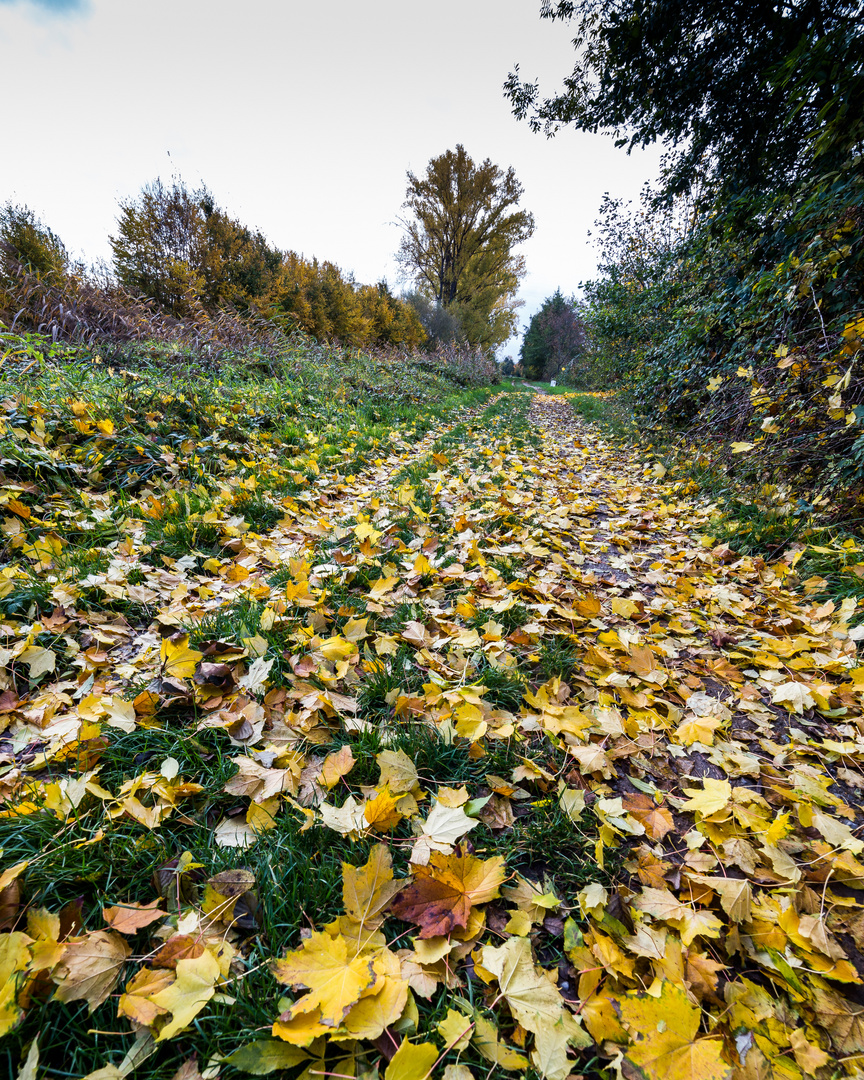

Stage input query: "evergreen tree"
[{"left": 520, "top": 291, "right": 586, "bottom": 381}]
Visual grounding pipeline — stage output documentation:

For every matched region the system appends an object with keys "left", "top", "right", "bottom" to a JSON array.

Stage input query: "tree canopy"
[
  {"left": 1, "top": 202, "right": 69, "bottom": 280},
  {"left": 505, "top": 0, "right": 864, "bottom": 199},
  {"left": 520, "top": 290, "right": 586, "bottom": 381},
  {"left": 110, "top": 180, "right": 282, "bottom": 316},
  {"left": 110, "top": 180, "right": 424, "bottom": 348},
  {"left": 397, "top": 145, "right": 534, "bottom": 348}
]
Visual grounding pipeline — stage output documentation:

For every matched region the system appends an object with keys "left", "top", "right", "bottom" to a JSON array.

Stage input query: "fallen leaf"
[
  {"left": 617, "top": 981, "right": 731, "bottom": 1080},
  {"left": 342, "top": 843, "right": 402, "bottom": 929},
  {"left": 391, "top": 850, "right": 506, "bottom": 938},
  {"left": 224, "top": 1039, "right": 310, "bottom": 1074},
  {"left": 271, "top": 931, "right": 375, "bottom": 1024},
  {"left": 102, "top": 901, "right": 168, "bottom": 934},
  {"left": 51, "top": 931, "right": 131, "bottom": 1011},
  {"left": 383, "top": 1039, "right": 438, "bottom": 1080},
  {"left": 150, "top": 950, "right": 222, "bottom": 1040}
]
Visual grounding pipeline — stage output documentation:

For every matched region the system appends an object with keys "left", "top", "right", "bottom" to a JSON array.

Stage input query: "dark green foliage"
[
  {"left": 508, "top": 0, "right": 864, "bottom": 516},
  {"left": 506, "top": 0, "right": 864, "bottom": 200},
  {"left": 576, "top": 160, "right": 864, "bottom": 506},
  {"left": 404, "top": 291, "right": 466, "bottom": 350}
]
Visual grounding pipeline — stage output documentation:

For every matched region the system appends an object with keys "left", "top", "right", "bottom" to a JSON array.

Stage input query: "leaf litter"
[{"left": 2, "top": 385, "right": 864, "bottom": 1079}]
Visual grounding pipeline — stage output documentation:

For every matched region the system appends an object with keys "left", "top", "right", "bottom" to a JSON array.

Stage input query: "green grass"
[
  {"left": 524, "top": 380, "right": 574, "bottom": 395},
  {"left": 537, "top": 636, "right": 578, "bottom": 680},
  {"left": 470, "top": 657, "right": 526, "bottom": 711},
  {"left": 565, "top": 391, "right": 639, "bottom": 440}
]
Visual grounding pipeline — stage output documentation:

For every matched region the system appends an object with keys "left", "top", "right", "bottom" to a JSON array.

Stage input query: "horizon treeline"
[{"left": 0, "top": 180, "right": 427, "bottom": 350}]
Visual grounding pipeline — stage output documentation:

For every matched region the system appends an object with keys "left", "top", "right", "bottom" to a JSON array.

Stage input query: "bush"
[{"left": 578, "top": 156, "right": 864, "bottom": 508}]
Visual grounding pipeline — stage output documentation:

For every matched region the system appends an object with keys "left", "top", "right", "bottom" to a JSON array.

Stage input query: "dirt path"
[{"left": 520, "top": 393, "right": 864, "bottom": 1072}]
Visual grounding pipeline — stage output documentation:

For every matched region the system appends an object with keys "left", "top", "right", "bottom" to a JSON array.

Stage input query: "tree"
[
  {"left": 519, "top": 291, "right": 586, "bottom": 381},
  {"left": 505, "top": 0, "right": 864, "bottom": 199},
  {"left": 397, "top": 145, "right": 535, "bottom": 348},
  {"left": 404, "top": 291, "right": 465, "bottom": 350},
  {"left": 110, "top": 178, "right": 425, "bottom": 347},
  {"left": 111, "top": 180, "right": 281, "bottom": 316},
  {"left": 1, "top": 203, "right": 68, "bottom": 280}
]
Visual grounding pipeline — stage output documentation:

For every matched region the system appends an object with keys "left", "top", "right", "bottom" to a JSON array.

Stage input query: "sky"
[{"left": 0, "top": 0, "right": 664, "bottom": 355}]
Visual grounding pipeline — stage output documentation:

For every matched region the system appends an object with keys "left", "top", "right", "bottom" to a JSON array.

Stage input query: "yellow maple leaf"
[
  {"left": 342, "top": 616, "right": 369, "bottom": 642},
  {"left": 22, "top": 532, "right": 65, "bottom": 565},
  {"left": 480, "top": 935, "right": 590, "bottom": 1078},
  {"left": 353, "top": 521, "right": 379, "bottom": 542},
  {"left": 438, "top": 1007, "right": 473, "bottom": 1050},
  {"left": 764, "top": 812, "right": 791, "bottom": 845},
  {"left": 272, "top": 1006, "right": 330, "bottom": 1046},
  {"left": 680, "top": 778, "right": 732, "bottom": 816},
  {"left": 150, "top": 950, "right": 222, "bottom": 1040},
  {"left": 118, "top": 965, "right": 174, "bottom": 1027},
  {"left": 617, "top": 981, "right": 731, "bottom": 1080},
  {"left": 341, "top": 843, "right": 402, "bottom": 929},
  {"left": 610, "top": 597, "right": 639, "bottom": 619},
  {"left": 687, "top": 874, "right": 752, "bottom": 922},
  {"left": 340, "top": 947, "right": 408, "bottom": 1040},
  {"left": 412, "top": 552, "right": 434, "bottom": 576},
  {"left": 318, "top": 635, "right": 356, "bottom": 662},
  {"left": 472, "top": 1012, "right": 529, "bottom": 1071},
  {"left": 377, "top": 749, "right": 420, "bottom": 794},
  {"left": 17, "top": 645, "right": 56, "bottom": 679},
  {"left": 368, "top": 575, "right": 399, "bottom": 599},
  {"left": 364, "top": 787, "right": 403, "bottom": 832},
  {"left": 160, "top": 634, "right": 203, "bottom": 679},
  {"left": 271, "top": 931, "right": 376, "bottom": 1025},
  {"left": 0, "top": 860, "right": 29, "bottom": 891},
  {"left": 674, "top": 714, "right": 722, "bottom": 746},
  {"left": 0, "top": 932, "right": 32, "bottom": 1036},
  {"left": 384, "top": 1039, "right": 439, "bottom": 1080}
]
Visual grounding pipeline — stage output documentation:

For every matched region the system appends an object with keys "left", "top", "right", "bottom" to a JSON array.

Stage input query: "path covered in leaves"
[{"left": 3, "top": 389, "right": 864, "bottom": 1080}]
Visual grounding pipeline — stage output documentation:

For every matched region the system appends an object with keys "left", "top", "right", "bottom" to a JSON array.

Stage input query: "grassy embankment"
[{"left": 0, "top": 339, "right": 607, "bottom": 1078}]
